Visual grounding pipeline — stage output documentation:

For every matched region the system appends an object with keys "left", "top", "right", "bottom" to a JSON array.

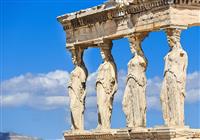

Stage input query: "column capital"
[
  {"left": 164, "top": 28, "right": 182, "bottom": 49},
  {"left": 97, "top": 39, "right": 113, "bottom": 49},
  {"left": 68, "top": 46, "right": 86, "bottom": 66},
  {"left": 127, "top": 32, "right": 148, "bottom": 42},
  {"left": 127, "top": 32, "right": 148, "bottom": 56},
  {"left": 163, "top": 25, "right": 187, "bottom": 31},
  {"left": 164, "top": 28, "right": 182, "bottom": 35},
  {"left": 68, "top": 44, "right": 87, "bottom": 51}
]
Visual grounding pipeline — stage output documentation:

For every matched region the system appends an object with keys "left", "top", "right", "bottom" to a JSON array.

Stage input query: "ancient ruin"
[
  {"left": 68, "top": 47, "right": 88, "bottom": 131},
  {"left": 96, "top": 43, "right": 118, "bottom": 130},
  {"left": 57, "top": 0, "right": 200, "bottom": 139},
  {"left": 123, "top": 33, "right": 148, "bottom": 128},
  {"left": 161, "top": 28, "right": 188, "bottom": 127}
]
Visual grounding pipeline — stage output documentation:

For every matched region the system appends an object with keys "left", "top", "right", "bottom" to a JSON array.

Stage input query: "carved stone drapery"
[
  {"left": 57, "top": 0, "right": 200, "bottom": 139},
  {"left": 123, "top": 33, "right": 148, "bottom": 128},
  {"left": 68, "top": 47, "right": 88, "bottom": 131},
  {"left": 160, "top": 28, "right": 188, "bottom": 126},
  {"left": 96, "top": 41, "right": 118, "bottom": 130}
]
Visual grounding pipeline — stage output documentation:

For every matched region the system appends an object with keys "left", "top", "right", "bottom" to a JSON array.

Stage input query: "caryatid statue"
[
  {"left": 96, "top": 41, "right": 118, "bottom": 130},
  {"left": 123, "top": 33, "right": 148, "bottom": 128},
  {"left": 161, "top": 28, "right": 188, "bottom": 126},
  {"left": 68, "top": 47, "right": 88, "bottom": 131}
]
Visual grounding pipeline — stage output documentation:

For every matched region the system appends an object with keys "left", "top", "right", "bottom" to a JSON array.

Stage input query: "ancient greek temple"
[{"left": 57, "top": 0, "right": 200, "bottom": 139}]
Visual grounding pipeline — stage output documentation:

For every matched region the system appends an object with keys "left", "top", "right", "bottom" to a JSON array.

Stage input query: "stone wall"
[{"left": 57, "top": 0, "right": 200, "bottom": 140}]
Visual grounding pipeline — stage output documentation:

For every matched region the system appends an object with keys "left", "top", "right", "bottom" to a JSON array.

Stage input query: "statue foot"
[{"left": 95, "top": 125, "right": 102, "bottom": 131}]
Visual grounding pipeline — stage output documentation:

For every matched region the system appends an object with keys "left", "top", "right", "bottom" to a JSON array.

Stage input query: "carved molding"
[
  {"left": 64, "top": 128, "right": 200, "bottom": 140},
  {"left": 59, "top": 0, "right": 200, "bottom": 30},
  {"left": 62, "top": 0, "right": 169, "bottom": 30},
  {"left": 58, "top": 0, "right": 200, "bottom": 47}
]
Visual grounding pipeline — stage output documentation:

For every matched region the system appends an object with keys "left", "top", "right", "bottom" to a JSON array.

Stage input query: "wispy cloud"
[
  {"left": 1, "top": 70, "right": 199, "bottom": 110},
  {"left": 1, "top": 70, "right": 69, "bottom": 109},
  {"left": 185, "top": 72, "right": 200, "bottom": 103},
  {"left": 1, "top": 70, "right": 199, "bottom": 129}
]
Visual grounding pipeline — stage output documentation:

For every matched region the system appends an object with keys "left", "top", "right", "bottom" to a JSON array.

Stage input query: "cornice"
[{"left": 57, "top": 0, "right": 200, "bottom": 30}]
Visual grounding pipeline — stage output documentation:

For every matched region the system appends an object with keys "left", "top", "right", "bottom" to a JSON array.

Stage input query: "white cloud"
[
  {"left": 147, "top": 76, "right": 162, "bottom": 96},
  {"left": 147, "top": 96, "right": 161, "bottom": 110},
  {"left": 2, "top": 92, "right": 30, "bottom": 107},
  {"left": 85, "top": 110, "right": 97, "bottom": 128},
  {"left": 185, "top": 71, "right": 200, "bottom": 103},
  {"left": 1, "top": 70, "right": 199, "bottom": 111},
  {"left": 1, "top": 70, "right": 69, "bottom": 110},
  {"left": 1, "top": 69, "right": 199, "bottom": 130},
  {"left": 86, "top": 72, "right": 97, "bottom": 96}
]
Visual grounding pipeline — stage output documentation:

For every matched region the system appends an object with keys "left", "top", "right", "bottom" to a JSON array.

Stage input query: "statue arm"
[
  {"left": 182, "top": 52, "right": 188, "bottom": 74},
  {"left": 180, "top": 52, "right": 188, "bottom": 97},
  {"left": 163, "top": 55, "right": 169, "bottom": 77},
  {"left": 68, "top": 85, "right": 79, "bottom": 100},
  {"left": 80, "top": 82, "right": 87, "bottom": 102},
  {"left": 78, "top": 68, "right": 87, "bottom": 102},
  {"left": 110, "top": 78, "right": 117, "bottom": 95},
  {"left": 110, "top": 64, "right": 118, "bottom": 95}
]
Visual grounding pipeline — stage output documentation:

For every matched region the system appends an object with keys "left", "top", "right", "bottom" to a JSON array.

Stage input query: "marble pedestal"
[{"left": 64, "top": 127, "right": 200, "bottom": 140}]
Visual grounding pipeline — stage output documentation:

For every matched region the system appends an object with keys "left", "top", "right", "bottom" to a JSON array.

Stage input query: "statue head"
[
  {"left": 76, "top": 48, "right": 84, "bottom": 66},
  {"left": 128, "top": 33, "right": 148, "bottom": 66},
  {"left": 70, "top": 47, "right": 84, "bottom": 66},
  {"left": 129, "top": 35, "right": 144, "bottom": 56},
  {"left": 100, "top": 47, "right": 113, "bottom": 62},
  {"left": 98, "top": 40, "right": 113, "bottom": 62},
  {"left": 166, "top": 28, "right": 181, "bottom": 49},
  {"left": 130, "top": 40, "right": 140, "bottom": 54},
  {"left": 71, "top": 49, "right": 77, "bottom": 65}
]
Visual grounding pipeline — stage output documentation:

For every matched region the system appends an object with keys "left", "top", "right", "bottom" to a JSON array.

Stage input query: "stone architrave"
[
  {"left": 123, "top": 33, "right": 148, "bottom": 128},
  {"left": 96, "top": 41, "right": 118, "bottom": 130},
  {"left": 161, "top": 28, "right": 188, "bottom": 126},
  {"left": 68, "top": 47, "right": 88, "bottom": 131}
]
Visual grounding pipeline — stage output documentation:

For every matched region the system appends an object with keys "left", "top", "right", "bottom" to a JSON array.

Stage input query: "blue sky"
[{"left": 1, "top": 0, "right": 200, "bottom": 139}]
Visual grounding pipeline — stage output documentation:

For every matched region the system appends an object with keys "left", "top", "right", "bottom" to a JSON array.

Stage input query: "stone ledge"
[{"left": 64, "top": 127, "right": 200, "bottom": 140}]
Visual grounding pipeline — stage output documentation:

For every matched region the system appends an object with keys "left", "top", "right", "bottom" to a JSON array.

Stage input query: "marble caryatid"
[
  {"left": 68, "top": 47, "right": 88, "bottom": 131},
  {"left": 57, "top": 0, "right": 200, "bottom": 139},
  {"left": 161, "top": 28, "right": 188, "bottom": 126},
  {"left": 96, "top": 41, "right": 118, "bottom": 130},
  {"left": 123, "top": 34, "right": 148, "bottom": 128}
]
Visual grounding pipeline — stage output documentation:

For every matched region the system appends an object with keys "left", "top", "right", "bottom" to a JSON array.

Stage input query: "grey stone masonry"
[{"left": 64, "top": 127, "right": 200, "bottom": 140}]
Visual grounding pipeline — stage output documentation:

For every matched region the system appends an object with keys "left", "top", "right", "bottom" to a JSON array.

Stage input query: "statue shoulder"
[
  {"left": 179, "top": 49, "right": 187, "bottom": 56},
  {"left": 99, "top": 62, "right": 113, "bottom": 70},
  {"left": 71, "top": 66, "right": 86, "bottom": 78}
]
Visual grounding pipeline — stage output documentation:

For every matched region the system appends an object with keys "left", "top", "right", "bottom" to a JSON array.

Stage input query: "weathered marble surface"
[
  {"left": 57, "top": 0, "right": 200, "bottom": 137},
  {"left": 96, "top": 42, "right": 118, "bottom": 130},
  {"left": 161, "top": 28, "right": 188, "bottom": 126},
  {"left": 68, "top": 48, "right": 88, "bottom": 131},
  {"left": 57, "top": 0, "right": 200, "bottom": 48},
  {"left": 123, "top": 33, "right": 148, "bottom": 128},
  {"left": 64, "top": 127, "right": 200, "bottom": 140}
]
